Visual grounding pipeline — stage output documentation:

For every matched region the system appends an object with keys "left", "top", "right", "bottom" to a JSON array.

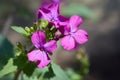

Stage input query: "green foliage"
[
  {"left": 14, "top": 54, "right": 28, "bottom": 70},
  {"left": 0, "top": 58, "right": 17, "bottom": 78},
  {"left": 0, "top": 35, "right": 14, "bottom": 70},
  {"left": 21, "top": 74, "right": 38, "bottom": 80},
  {"left": 0, "top": 0, "right": 90, "bottom": 80},
  {"left": 80, "top": 56, "right": 89, "bottom": 75},
  {"left": 40, "top": 64, "right": 55, "bottom": 79},
  {"left": 76, "top": 48, "right": 89, "bottom": 75},
  {"left": 16, "top": 42, "right": 27, "bottom": 56},
  {"left": 23, "top": 62, "right": 36, "bottom": 77},
  {"left": 7, "top": 23, "right": 78, "bottom": 80},
  {"left": 37, "top": 67, "right": 49, "bottom": 80},
  {"left": 50, "top": 62, "right": 70, "bottom": 80},
  {"left": 18, "top": 62, "right": 70, "bottom": 80},
  {"left": 66, "top": 68, "right": 82, "bottom": 80},
  {"left": 11, "top": 26, "right": 29, "bottom": 37},
  {"left": 61, "top": 3, "right": 96, "bottom": 19},
  {"left": 14, "top": 53, "right": 36, "bottom": 77},
  {"left": 38, "top": 20, "right": 49, "bottom": 30},
  {"left": 0, "top": 74, "right": 13, "bottom": 80}
]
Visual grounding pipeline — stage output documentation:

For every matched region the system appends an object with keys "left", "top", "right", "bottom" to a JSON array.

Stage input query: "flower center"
[
  {"left": 40, "top": 48, "right": 44, "bottom": 51},
  {"left": 51, "top": 19, "right": 55, "bottom": 22},
  {"left": 51, "top": 16, "right": 58, "bottom": 22}
]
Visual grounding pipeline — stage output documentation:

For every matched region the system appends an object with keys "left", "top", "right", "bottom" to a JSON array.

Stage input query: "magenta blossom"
[
  {"left": 37, "top": 3, "right": 68, "bottom": 28},
  {"left": 60, "top": 15, "right": 88, "bottom": 50},
  {"left": 27, "top": 31, "right": 57, "bottom": 68}
]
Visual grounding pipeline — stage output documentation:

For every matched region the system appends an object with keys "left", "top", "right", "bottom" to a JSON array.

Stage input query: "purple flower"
[
  {"left": 37, "top": 3, "right": 68, "bottom": 28},
  {"left": 60, "top": 15, "right": 88, "bottom": 50},
  {"left": 27, "top": 31, "right": 57, "bottom": 68}
]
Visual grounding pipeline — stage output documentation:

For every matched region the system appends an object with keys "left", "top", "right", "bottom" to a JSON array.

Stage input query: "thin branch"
[
  {"left": 13, "top": 70, "right": 22, "bottom": 80},
  {"left": 21, "top": 71, "right": 24, "bottom": 80}
]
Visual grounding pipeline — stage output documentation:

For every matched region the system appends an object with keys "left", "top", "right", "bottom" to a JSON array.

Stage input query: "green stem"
[{"left": 13, "top": 70, "right": 22, "bottom": 80}]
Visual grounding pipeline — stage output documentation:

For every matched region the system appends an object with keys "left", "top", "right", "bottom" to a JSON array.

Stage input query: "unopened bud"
[
  {"left": 39, "top": 20, "right": 48, "bottom": 29},
  {"left": 30, "top": 27, "right": 34, "bottom": 32},
  {"left": 25, "top": 27, "right": 30, "bottom": 33}
]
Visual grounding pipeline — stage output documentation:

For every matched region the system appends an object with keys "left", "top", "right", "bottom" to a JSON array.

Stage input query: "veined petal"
[
  {"left": 31, "top": 31, "right": 46, "bottom": 48},
  {"left": 27, "top": 50, "right": 50, "bottom": 68},
  {"left": 58, "top": 15, "right": 68, "bottom": 26},
  {"left": 53, "top": 21, "right": 59, "bottom": 28},
  {"left": 60, "top": 35, "right": 75, "bottom": 50},
  {"left": 27, "top": 50, "right": 41, "bottom": 62},
  {"left": 41, "top": 0, "right": 60, "bottom": 8},
  {"left": 58, "top": 15, "right": 68, "bottom": 22},
  {"left": 44, "top": 40, "right": 57, "bottom": 53},
  {"left": 69, "top": 15, "right": 83, "bottom": 32},
  {"left": 48, "top": 3, "right": 59, "bottom": 18},
  {"left": 58, "top": 23, "right": 70, "bottom": 35},
  {"left": 37, "top": 51, "right": 51, "bottom": 68},
  {"left": 52, "top": 15, "right": 68, "bottom": 28},
  {"left": 38, "top": 8, "right": 52, "bottom": 21},
  {"left": 52, "top": 0, "right": 60, "bottom": 3},
  {"left": 72, "top": 29, "right": 88, "bottom": 44}
]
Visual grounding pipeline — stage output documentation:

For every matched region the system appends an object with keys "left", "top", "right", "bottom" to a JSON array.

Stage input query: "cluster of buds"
[{"left": 27, "top": 0, "right": 88, "bottom": 68}]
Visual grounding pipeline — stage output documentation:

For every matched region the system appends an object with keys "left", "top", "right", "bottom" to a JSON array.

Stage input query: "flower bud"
[{"left": 25, "top": 27, "right": 31, "bottom": 33}]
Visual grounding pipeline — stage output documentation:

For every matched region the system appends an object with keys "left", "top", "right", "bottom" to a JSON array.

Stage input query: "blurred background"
[{"left": 0, "top": 0, "right": 120, "bottom": 80}]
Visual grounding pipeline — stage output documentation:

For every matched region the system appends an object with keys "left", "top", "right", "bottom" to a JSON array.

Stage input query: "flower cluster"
[{"left": 27, "top": 0, "right": 88, "bottom": 68}]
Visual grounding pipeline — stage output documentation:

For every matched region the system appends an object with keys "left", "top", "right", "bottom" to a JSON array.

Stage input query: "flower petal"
[
  {"left": 41, "top": 0, "right": 60, "bottom": 8},
  {"left": 38, "top": 8, "right": 52, "bottom": 21},
  {"left": 31, "top": 31, "right": 46, "bottom": 48},
  {"left": 58, "top": 15, "right": 68, "bottom": 22},
  {"left": 52, "top": 0, "right": 60, "bottom": 3},
  {"left": 27, "top": 50, "right": 50, "bottom": 68},
  {"left": 69, "top": 15, "right": 83, "bottom": 32},
  {"left": 27, "top": 50, "right": 41, "bottom": 62},
  {"left": 60, "top": 35, "right": 75, "bottom": 50},
  {"left": 60, "top": 26, "right": 70, "bottom": 35},
  {"left": 72, "top": 30, "right": 88, "bottom": 44},
  {"left": 52, "top": 15, "right": 68, "bottom": 28},
  {"left": 58, "top": 15, "right": 68, "bottom": 25},
  {"left": 48, "top": 3, "right": 59, "bottom": 18},
  {"left": 58, "top": 21, "right": 70, "bottom": 35},
  {"left": 37, "top": 51, "right": 51, "bottom": 68},
  {"left": 44, "top": 40, "right": 57, "bottom": 53}
]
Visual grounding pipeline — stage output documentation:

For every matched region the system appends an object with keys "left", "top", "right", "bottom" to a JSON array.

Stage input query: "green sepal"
[
  {"left": 16, "top": 42, "right": 26, "bottom": 56},
  {"left": 38, "top": 20, "right": 48, "bottom": 30},
  {"left": 11, "top": 26, "right": 29, "bottom": 37}
]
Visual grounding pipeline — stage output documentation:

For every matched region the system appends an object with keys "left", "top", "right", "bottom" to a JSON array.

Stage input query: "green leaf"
[
  {"left": 13, "top": 54, "right": 28, "bottom": 70},
  {"left": 11, "top": 26, "right": 28, "bottom": 37},
  {"left": 43, "top": 65, "right": 55, "bottom": 79},
  {"left": 0, "top": 74, "right": 13, "bottom": 80},
  {"left": 22, "top": 74, "right": 38, "bottom": 80},
  {"left": 23, "top": 62, "right": 36, "bottom": 77},
  {"left": 14, "top": 54, "right": 36, "bottom": 77},
  {"left": 61, "top": 4, "right": 96, "bottom": 20},
  {"left": 0, "top": 58, "right": 17, "bottom": 78},
  {"left": 0, "top": 35, "right": 14, "bottom": 70},
  {"left": 34, "top": 67, "right": 49, "bottom": 80},
  {"left": 66, "top": 68, "right": 82, "bottom": 80},
  {"left": 50, "top": 62, "right": 70, "bottom": 80}
]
